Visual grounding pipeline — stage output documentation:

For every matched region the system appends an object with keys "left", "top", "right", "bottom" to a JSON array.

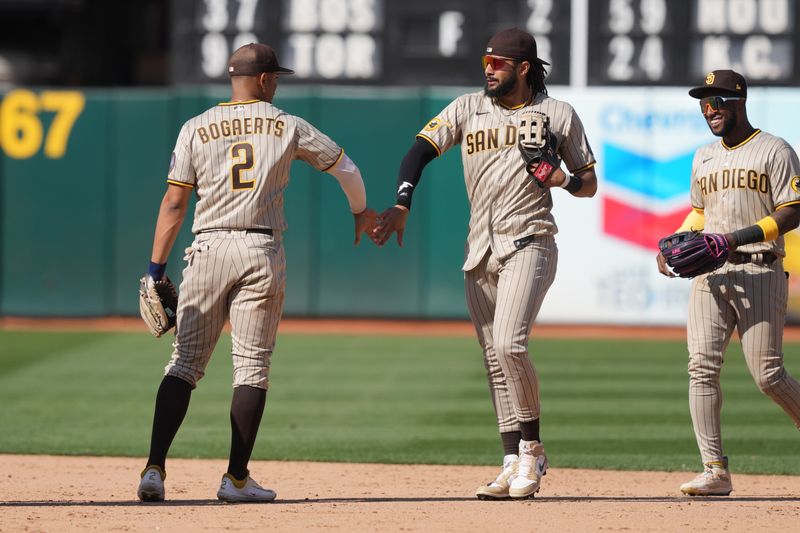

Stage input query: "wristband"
[
  {"left": 730, "top": 216, "right": 779, "bottom": 247},
  {"left": 756, "top": 215, "right": 780, "bottom": 241},
  {"left": 395, "top": 195, "right": 413, "bottom": 210},
  {"left": 560, "top": 174, "right": 571, "bottom": 189},
  {"left": 148, "top": 261, "right": 167, "bottom": 281},
  {"left": 564, "top": 174, "right": 583, "bottom": 194},
  {"left": 730, "top": 225, "right": 765, "bottom": 247},
  {"left": 395, "top": 179, "right": 415, "bottom": 210}
]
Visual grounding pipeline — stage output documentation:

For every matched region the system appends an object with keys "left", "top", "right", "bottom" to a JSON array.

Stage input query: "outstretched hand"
[
  {"left": 371, "top": 205, "right": 409, "bottom": 247},
  {"left": 354, "top": 208, "right": 378, "bottom": 245}
]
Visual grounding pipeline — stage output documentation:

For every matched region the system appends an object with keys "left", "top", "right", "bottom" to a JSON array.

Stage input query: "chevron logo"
[
  {"left": 603, "top": 144, "right": 693, "bottom": 200},
  {"left": 602, "top": 143, "right": 696, "bottom": 249},
  {"left": 603, "top": 197, "right": 691, "bottom": 249}
]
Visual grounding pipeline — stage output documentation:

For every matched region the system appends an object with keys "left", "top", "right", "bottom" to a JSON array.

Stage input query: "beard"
[
  {"left": 484, "top": 74, "right": 518, "bottom": 98},
  {"left": 710, "top": 113, "right": 737, "bottom": 138}
]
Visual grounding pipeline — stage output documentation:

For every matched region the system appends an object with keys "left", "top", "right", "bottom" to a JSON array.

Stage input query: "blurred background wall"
[{"left": 2, "top": 0, "right": 800, "bottom": 325}]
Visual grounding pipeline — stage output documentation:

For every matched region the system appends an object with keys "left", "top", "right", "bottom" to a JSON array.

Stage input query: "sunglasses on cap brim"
[
  {"left": 700, "top": 95, "right": 745, "bottom": 112},
  {"left": 482, "top": 55, "right": 517, "bottom": 70}
]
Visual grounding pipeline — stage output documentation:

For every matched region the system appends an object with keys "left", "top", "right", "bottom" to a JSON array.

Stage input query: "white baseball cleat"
[
  {"left": 217, "top": 473, "right": 277, "bottom": 503},
  {"left": 680, "top": 457, "right": 732, "bottom": 496},
  {"left": 137, "top": 465, "right": 166, "bottom": 502},
  {"left": 509, "top": 440, "right": 548, "bottom": 499},
  {"left": 476, "top": 454, "right": 519, "bottom": 500}
]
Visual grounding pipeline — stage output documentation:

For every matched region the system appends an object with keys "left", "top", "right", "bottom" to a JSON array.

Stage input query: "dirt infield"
[
  {"left": 0, "top": 316, "right": 693, "bottom": 339},
  {"left": 8, "top": 316, "right": 800, "bottom": 341},
  {"left": 2, "top": 455, "right": 800, "bottom": 532}
]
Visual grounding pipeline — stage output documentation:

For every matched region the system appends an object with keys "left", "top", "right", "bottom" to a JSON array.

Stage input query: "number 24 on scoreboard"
[{"left": 0, "top": 89, "right": 85, "bottom": 160}]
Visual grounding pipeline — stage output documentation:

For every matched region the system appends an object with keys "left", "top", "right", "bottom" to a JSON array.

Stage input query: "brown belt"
[{"left": 727, "top": 251, "right": 777, "bottom": 265}]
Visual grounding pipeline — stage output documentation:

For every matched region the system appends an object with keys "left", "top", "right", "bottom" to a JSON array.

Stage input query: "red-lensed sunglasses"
[
  {"left": 482, "top": 55, "right": 516, "bottom": 70},
  {"left": 700, "top": 95, "right": 744, "bottom": 113}
]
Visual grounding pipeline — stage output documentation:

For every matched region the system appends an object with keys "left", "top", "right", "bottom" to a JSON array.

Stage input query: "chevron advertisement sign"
[
  {"left": 599, "top": 104, "right": 709, "bottom": 250},
  {"left": 538, "top": 89, "right": 800, "bottom": 324}
]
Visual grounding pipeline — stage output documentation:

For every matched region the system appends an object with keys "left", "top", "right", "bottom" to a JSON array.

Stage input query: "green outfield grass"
[{"left": 0, "top": 329, "right": 798, "bottom": 474}]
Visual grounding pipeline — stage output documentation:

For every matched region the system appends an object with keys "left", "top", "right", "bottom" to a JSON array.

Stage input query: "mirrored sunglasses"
[
  {"left": 482, "top": 55, "right": 516, "bottom": 70},
  {"left": 700, "top": 96, "right": 744, "bottom": 113}
]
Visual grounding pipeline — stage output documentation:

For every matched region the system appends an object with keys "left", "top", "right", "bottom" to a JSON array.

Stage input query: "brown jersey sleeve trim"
[
  {"left": 569, "top": 161, "right": 596, "bottom": 174},
  {"left": 321, "top": 148, "right": 345, "bottom": 172},
  {"left": 776, "top": 200, "right": 800, "bottom": 209},
  {"left": 167, "top": 179, "right": 195, "bottom": 189},
  {"left": 415, "top": 134, "right": 442, "bottom": 157}
]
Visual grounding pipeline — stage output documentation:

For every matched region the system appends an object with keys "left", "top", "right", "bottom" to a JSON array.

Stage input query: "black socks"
[
  {"left": 227, "top": 385, "right": 266, "bottom": 480},
  {"left": 146, "top": 375, "right": 193, "bottom": 469}
]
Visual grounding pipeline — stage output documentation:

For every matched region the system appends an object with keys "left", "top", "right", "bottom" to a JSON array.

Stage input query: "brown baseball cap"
[
  {"left": 485, "top": 27, "right": 549, "bottom": 66},
  {"left": 228, "top": 43, "right": 294, "bottom": 76},
  {"left": 688, "top": 69, "right": 747, "bottom": 98}
]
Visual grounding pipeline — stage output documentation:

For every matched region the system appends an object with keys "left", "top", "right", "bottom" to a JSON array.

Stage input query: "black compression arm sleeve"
[{"left": 395, "top": 138, "right": 438, "bottom": 209}]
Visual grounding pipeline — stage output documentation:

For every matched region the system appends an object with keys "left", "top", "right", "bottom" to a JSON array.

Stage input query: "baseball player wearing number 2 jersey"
[
  {"left": 136, "top": 43, "right": 377, "bottom": 503},
  {"left": 373, "top": 27, "right": 597, "bottom": 500},
  {"left": 657, "top": 70, "right": 800, "bottom": 496}
]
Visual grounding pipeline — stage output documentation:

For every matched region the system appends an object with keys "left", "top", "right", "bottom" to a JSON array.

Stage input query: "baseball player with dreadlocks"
[{"left": 372, "top": 27, "right": 597, "bottom": 499}]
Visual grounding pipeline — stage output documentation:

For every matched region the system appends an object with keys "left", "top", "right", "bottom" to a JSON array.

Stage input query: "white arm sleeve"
[{"left": 326, "top": 152, "right": 367, "bottom": 214}]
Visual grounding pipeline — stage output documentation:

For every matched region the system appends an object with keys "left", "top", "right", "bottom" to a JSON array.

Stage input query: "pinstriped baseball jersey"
[
  {"left": 415, "top": 88, "right": 597, "bottom": 449},
  {"left": 690, "top": 129, "right": 800, "bottom": 256},
  {"left": 684, "top": 127, "right": 800, "bottom": 467},
  {"left": 163, "top": 98, "right": 344, "bottom": 389},
  {"left": 168, "top": 100, "right": 343, "bottom": 234},
  {"left": 417, "top": 90, "right": 595, "bottom": 271}
]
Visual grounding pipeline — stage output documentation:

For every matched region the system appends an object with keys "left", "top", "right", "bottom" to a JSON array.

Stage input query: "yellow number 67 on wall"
[{"left": 1, "top": 89, "right": 85, "bottom": 159}]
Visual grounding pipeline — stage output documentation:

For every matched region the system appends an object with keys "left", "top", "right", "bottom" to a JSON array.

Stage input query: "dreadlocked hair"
[{"left": 526, "top": 62, "right": 548, "bottom": 95}]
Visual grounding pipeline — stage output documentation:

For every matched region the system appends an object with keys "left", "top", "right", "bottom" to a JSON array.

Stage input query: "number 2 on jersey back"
[{"left": 231, "top": 142, "right": 255, "bottom": 190}]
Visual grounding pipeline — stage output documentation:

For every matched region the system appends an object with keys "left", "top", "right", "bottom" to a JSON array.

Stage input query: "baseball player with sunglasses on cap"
[
  {"left": 372, "top": 27, "right": 597, "bottom": 500},
  {"left": 657, "top": 70, "right": 800, "bottom": 496}
]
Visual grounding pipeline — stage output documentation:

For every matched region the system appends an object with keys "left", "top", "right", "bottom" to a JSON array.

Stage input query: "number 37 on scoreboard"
[{"left": 0, "top": 89, "right": 85, "bottom": 160}]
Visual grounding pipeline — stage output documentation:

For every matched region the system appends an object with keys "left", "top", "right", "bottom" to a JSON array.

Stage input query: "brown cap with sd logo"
[{"left": 689, "top": 69, "right": 747, "bottom": 99}]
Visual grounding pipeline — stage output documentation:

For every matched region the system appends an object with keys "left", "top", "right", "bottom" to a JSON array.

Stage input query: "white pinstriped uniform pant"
[
  {"left": 688, "top": 258, "right": 800, "bottom": 464},
  {"left": 164, "top": 230, "right": 286, "bottom": 390},
  {"left": 465, "top": 235, "right": 558, "bottom": 432}
]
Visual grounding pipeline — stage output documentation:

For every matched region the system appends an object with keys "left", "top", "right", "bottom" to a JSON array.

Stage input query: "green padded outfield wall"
[{"left": 0, "top": 87, "right": 470, "bottom": 318}]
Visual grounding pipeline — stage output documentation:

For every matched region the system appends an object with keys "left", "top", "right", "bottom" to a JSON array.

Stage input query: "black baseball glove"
[
  {"left": 518, "top": 113, "right": 561, "bottom": 187},
  {"left": 658, "top": 231, "right": 730, "bottom": 278},
  {"left": 138, "top": 274, "right": 178, "bottom": 337}
]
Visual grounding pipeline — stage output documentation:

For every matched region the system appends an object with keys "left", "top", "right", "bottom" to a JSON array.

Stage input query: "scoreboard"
[
  {"left": 588, "top": 0, "right": 797, "bottom": 85},
  {"left": 171, "top": 0, "right": 799, "bottom": 87},
  {"left": 170, "top": 0, "right": 571, "bottom": 85}
]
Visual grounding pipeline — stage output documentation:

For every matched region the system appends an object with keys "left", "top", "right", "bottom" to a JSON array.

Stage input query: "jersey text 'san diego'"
[
  {"left": 690, "top": 130, "right": 800, "bottom": 256},
  {"left": 417, "top": 91, "right": 595, "bottom": 270}
]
